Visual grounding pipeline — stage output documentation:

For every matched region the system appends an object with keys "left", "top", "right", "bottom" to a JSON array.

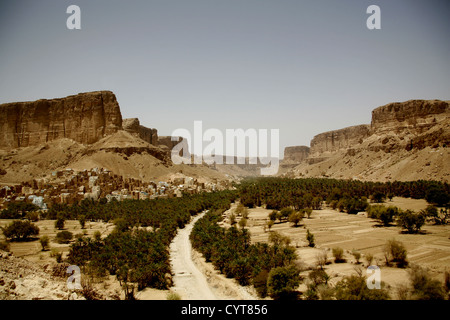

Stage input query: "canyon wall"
[
  {"left": 309, "top": 125, "right": 371, "bottom": 158},
  {"left": 371, "top": 99, "right": 449, "bottom": 134},
  {"left": 285, "top": 99, "right": 449, "bottom": 165},
  {"left": 0, "top": 91, "right": 122, "bottom": 149}
]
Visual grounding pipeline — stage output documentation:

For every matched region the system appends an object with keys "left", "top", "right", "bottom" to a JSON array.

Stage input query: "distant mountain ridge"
[{"left": 281, "top": 99, "right": 450, "bottom": 182}]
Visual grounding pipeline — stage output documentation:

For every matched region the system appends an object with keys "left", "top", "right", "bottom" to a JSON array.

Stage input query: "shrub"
[
  {"left": 78, "top": 215, "right": 86, "bottom": 229},
  {"left": 365, "top": 253, "right": 374, "bottom": 266},
  {"left": 55, "top": 231, "right": 73, "bottom": 244},
  {"left": 396, "top": 210, "right": 426, "bottom": 233},
  {"left": 334, "top": 273, "right": 390, "bottom": 300},
  {"left": 25, "top": 211, "right": 40, "bottom": 222},
  {"left": 55, "top": 216, "right": 65, "bottom": 230},
  {"left": 1, "top": 220, "right": 39, "bottom": 241},
  {"left": 288, "top": 211, "right": 304, "bottom": 227},
  {"left": 383, "top": 239, "right": 408, "bottom": 267},
  {"left": 332, "top": 247, "right": 346, "bottom": 263},
  {"left": 408, "top": 265, "right": 446, "bottom": 300},
  {"left": 40, "top": 235, "right": 50, "bottom": 251},
  {"left": 315, "top": 251, "right": 328, "bottom": 270},
  {"left": 280, "top": 208, "right": 294, "bottom": 222},
  {"left": 267, "top": 265, "right": 302, "bottom": 300},
  {"left": 352, "top": 250, "right": 361, "bottom": 264},
  {"left": 306, "top": 229, "right": 315, "bottom": 247},
  {"left": 424, "top": 206, "right": 449, "bottom": 225},
  {"left": 367, "top": 205, "right": 399, "bottom": 226}
]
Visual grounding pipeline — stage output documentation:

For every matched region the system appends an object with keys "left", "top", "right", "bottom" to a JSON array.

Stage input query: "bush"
[
  {"left": 55, "top": 231, "right": 73, "bottom": 244},
  {"left": 55, "top": 216, "right": 65, "bottom": 230},
  {"left": 367, "top": 205, "right": 399, "bottom": 226},
  {"left": 408, "top": 265, "right": 446, "bottom": 300},
  {"left": 25, "top": 211, "right": 40, "bottom": 222},
  {"left": 332, "top": 247, "right": 346, "bottom": 263},
  {"left": 424, "top": 206, "right": 449, "bottom": 225},
  {"left": 40, "top": 235, "right": 50, "bottom": 251},
  {"left": 383, "top": 239, "right": 408, "bottom": 267},
  {"left": 267, "top": 265, "right": 302, "bottom": 300},
  {"left": 334, "top": 273, "right": 390, "bottom": 300},
  {"left": 352, "top": 250, "right": 361, "bottom": 264},
  {"left": 1, "top": 220, "right": 39, "bottom": 241},
  {"left": 306, "top": 229, "right": 315, "bottom": 247},
  {"left": 78, "top": 215, "right": 86, "bottom": 229},
  {"left": 288, "top": 211, "right": 304, "bottom": 227},
  {"left": 396, "top": 210, "right": 426, "bottom": 233}
]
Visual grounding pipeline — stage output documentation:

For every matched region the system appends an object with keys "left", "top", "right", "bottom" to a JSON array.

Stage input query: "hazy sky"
[{"left": 1, "top": 0, "right": 449, "bottom": 155}]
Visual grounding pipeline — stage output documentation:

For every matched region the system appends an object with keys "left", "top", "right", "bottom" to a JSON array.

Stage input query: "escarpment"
[
  {"left": 283, "top": 99, "right": 449, "bottom": 182},
  {"left": 0, "top": 91, "right": 122, "bottom": 149}
]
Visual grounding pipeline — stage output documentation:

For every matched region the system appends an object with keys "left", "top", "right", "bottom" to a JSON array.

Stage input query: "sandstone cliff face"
[
  {"left": 283, "top": 99, "right": 450, "bottom": 182},
  {"left": 283, "top": 146, "right": 310, "bottom": 163},
  {"left": 123, "top": 118, "right": 158, "bottom": 145},
  {"left": 0, "top": 91, "right": 122, "bottom": 149},
  {"left": 371, "top": 100, "right": 449, "bottom": 134},
  {"left": 309, "top": 125, "right": 370, "bottom": 158}
]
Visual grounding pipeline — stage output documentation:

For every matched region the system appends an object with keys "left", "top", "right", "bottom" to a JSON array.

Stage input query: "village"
[{"left": 0, "top": 167, "right": 232, "bottom": 211}]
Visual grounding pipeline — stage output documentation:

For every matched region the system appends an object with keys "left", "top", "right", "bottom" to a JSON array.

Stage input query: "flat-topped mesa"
[
  {"left": 309, "top": 124, "right": 371, "bottom": 158},
  {"left": 0, "top": 91, "right": 122, "bottom": 149},
  {"left": 371, "top": 99, "right": 450, "bottom": 134},
  {"left": 123, "top": 118, "right": 158, "bottom": 145},
  {"left": 283, "top": 146, "right": 310, "bottom": 163}
]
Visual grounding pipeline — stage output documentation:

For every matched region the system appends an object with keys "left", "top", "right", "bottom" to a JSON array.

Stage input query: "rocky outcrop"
[
  {"left": 371, "top": 100, "right": 449, "bottom": 134},
  {"left": 123, "top": 118, "right": 158, "bottom": 145},
  {"left": 0, "top": 91, "right": 122, "bottom": 149},
  {"left": 283, "top": 146, "right": 310, "bottom": 163},
  {"left": 309, "top": 125, "right": 371, "bottom": 158}
]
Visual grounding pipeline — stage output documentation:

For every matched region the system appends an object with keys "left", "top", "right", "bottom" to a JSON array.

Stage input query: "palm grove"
[{"left": 0, "top": 177, "right": 449, "bottom": 299}]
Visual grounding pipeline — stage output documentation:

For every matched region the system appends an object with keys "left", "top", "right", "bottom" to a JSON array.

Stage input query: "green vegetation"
[
  {"left": 40, "top": 235, "right": 50, "bottom": 251},
  {"left": 367, "top": 205, "right": 400, "bottom": 226},
  {"left": 238, "top": 177, "right": 449, "bottom": 211},
  {"left": 396, "top": 210, "right": 426, "bottom": 234},
  {"left": 0, "top": 202, "right": 39, "bottom": 219},
  {"left": 383, "top": 239, "right": 408, "bottom": 268},
  {"left": 55, "top": 230, "right": 73, "bottom": 244},
  {"left": 1, "top": 220, "right": 39, "bottom": 241},
  {"left": 190, "top": 210, "right": 297, "bottom": 299},
  {"left": 306, "top": 229, "right": 315, "bottom": 247}
]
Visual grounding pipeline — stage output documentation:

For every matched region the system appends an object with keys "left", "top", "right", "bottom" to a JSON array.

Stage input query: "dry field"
[
  {"left": 222, "top": 197, "right": 450, "bottom": 298},
  {"left": 0, "top": 219, "right": 115, "bottom": 265}
]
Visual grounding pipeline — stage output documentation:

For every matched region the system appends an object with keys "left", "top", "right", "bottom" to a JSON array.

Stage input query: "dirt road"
[
  {"left": 169, "top": 211, "right": 260, "bottom": 300},
  {"left": 169, "top": 212, "right": 218, "bottom": 300}
]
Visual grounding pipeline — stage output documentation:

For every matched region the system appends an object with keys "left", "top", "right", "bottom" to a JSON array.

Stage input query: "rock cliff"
[
  {"left": 123, "top": 118, "right": 159, "bottom": 145},
  {"left": 283, "top": 146, "right": 310, "bottom": 163},
  {"left": 0, "top": 91, "right": 122, "bottom": 149},
  {"left": 309, "top": 125, "right": 371, "bottom": 159},
  {"left": 283, "top": 99, "right": 450, "bottom": 182}
]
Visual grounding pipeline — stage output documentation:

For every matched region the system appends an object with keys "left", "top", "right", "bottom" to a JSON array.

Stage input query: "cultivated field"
[{"left": 221, "top": 197, "right": 450, "bottom": 297}]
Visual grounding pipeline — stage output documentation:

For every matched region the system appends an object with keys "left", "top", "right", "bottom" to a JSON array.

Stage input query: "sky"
[{"left": 0, "top": 0, "right": 449, "bottom": 157}]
